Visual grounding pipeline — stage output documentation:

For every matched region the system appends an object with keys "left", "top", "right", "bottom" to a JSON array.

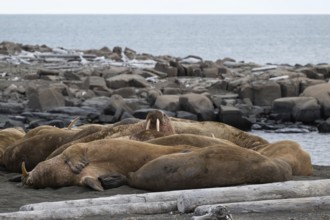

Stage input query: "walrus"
[
  {"left": 127, "top": 144, "right": 293, "bottom": 191},
  {"left": 170, "top": 118, "right": 269, "bottom": 149},
  {"left": 255, "top": 140, "right": 313, "bottom": 176},
  {"left": 47, "top": 110, "right": 268, "bottom": 158},
  {"left": 48, "top": 110, "right": 176, "bottom": 158},
  {"left": 3, "top": 121, "right": 103, "bottom": 173},
  {"left": 21, "top": 139, "right": 196, "bottom": 191},
  {"left": 146, "top": 134, "right": 238, "bottom": 148},
  {"left": 0, "top": 128, "right": 26, "bottom": 166}
]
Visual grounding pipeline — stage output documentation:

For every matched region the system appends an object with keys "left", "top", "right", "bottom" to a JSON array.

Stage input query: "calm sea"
[
  {"left": 0, "top": 15, "right": 330, "bottom": 65},
  {"left": 0, "top": 14, "right": 329, "bottom": 165}
]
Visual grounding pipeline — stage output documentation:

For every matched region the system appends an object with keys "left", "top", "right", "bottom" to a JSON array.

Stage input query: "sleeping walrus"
[
  {"left": 0, "top": 128, "right": 25, "bottom": 166},
  {"left": 127, "top": 144, "right": 293, "bottom": 191},
  {"left": 21, "top": 139, "right": 196, "bottom": 191},
  {"left": 255, "top": 140, "right": 313, "bottom": 176},
  {"left": 3, "top": 121, "right": 103, "bottom": 173}
]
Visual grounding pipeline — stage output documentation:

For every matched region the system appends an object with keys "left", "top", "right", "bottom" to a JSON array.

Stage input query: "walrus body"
[
  {"left": 3, "top": 123, "right": 104, "bottom": 172},
  {"left": 255, "top": 140, "right": 313, "bottom": 176},
  {"left": 3, "top": 126, "right": 79, "bottom": 172},
  {"left": 170, "top": 118, "right": 269, "bottom": 149},
  {"left": 22, "top": 139, "right": 196, "bottom": 191},
  {"left": 147, "top": 134, "right": 238, "bottom": 148},
  {"left": 0, "top": 128, "right": 25, "bottom": 166},
  {"left": 128, "top": 144, "right": 293, "bottom": 191}
]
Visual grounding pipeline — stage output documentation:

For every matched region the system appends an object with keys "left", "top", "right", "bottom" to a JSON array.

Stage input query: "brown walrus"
[
  {"left": 21, "top": 139, "right": 196, "bottom": 191},
  {"left": 47, "top": 110, "right": 176, "bottom": 158},
  {"left": 3, "top": 120, "right": 103, "bottom": 173},
  {"left": 0, "top": 128, "right": 25, "bottom": 166},
  {"left": 255, "top": 140, "right": 313, "bottom": 176},
  {"left": 146, "top": 134, "right": 238, "bottom": 148},
  {"left": 127, "top": 144, "right": 293, "bottom": 191}
]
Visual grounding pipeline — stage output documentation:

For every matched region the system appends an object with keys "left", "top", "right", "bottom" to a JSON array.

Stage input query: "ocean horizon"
[{"left": 1, "top": 14, "right": 329, "bottom": 65}]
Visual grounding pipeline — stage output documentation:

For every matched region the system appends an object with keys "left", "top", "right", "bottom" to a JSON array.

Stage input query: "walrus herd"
[{"left": 0, "top": 110, "right": 313, "bottom": 191}]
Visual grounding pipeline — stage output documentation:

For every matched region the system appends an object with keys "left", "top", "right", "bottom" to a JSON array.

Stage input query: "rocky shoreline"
[{"left": 1, "top": 41, "right": 330, "bottom": 133}]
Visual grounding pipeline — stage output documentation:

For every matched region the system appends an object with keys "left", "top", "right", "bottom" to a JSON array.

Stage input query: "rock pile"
[{"left": 1, "top": 41, "right": 330, "bottom": 132}]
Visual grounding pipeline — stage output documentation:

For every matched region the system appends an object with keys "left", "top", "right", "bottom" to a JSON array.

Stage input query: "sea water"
[{"left": 0, "top": 15, "right": 330, "bottom": 65}]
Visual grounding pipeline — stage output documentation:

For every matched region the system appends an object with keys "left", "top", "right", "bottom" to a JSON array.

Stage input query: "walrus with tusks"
[
  {"left": 127, "top": 144, "right": 293, "bottom": 191},
  {"left": 21, "top": 139, "right": 196, "bottom": 191},
  {"left": 47, "top": 110, "right": 176, "bottom": 158}
]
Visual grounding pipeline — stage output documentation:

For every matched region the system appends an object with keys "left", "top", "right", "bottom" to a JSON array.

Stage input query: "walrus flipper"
[
  {"left": 98, "top": 174, "right": 127, "bottom": 189},
  {"left": 82, "top": 176, "right": 104, "bottom": 191}
]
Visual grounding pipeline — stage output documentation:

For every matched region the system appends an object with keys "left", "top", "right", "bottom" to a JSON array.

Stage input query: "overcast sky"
[{"left": 1, "top": 0, "right": 330, "bottom": 14}]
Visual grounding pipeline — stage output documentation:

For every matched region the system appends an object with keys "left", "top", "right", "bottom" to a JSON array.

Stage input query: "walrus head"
[
  {"left": 145, "top": 110, "right": 175, "bottom": 135},
  {"left": 21, "top": 157, "right": 74, "bottom": 189},
  {"left": 130, "top": 110, "right": 176, "bottom": 141}
]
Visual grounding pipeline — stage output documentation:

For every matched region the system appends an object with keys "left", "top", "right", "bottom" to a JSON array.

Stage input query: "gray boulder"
[
  {"left": 301, "top": 83, "right": 330, "bottom": 118},
  {"left": 240, "top": 81, "right": 281, "bottom": 106},
  {"left": 27, "top": 87, "right": 65, "bottom": 111},
  {"left": 218, "top": 105, "right": 252, "bottom": 131},
  {"left": 179, "top": 93, "right": 215, "bottom": 121},
  {"left": 272, "top": 97, "right": 321, "bottom": 123},
  {"left": 106, "top": 74, "right": 150, "bottom": 89},
  {"left": 153, "top": 95, "right": 181, "bottom": 112},
  {"left": 317, "top": 118, "right": 330, "bottom": 133}
]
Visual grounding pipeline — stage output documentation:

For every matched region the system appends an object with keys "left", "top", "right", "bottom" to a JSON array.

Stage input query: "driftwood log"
[
  {"left": 1, "top": 179, "right": 328, "bottom": 219},
  {"left": 177, "top": 179, "right": 330, "bottom": 213},
  {"left": 194, "top": 195, "right": 330, "bottom": 215},
  {"left": 0, "top": 201, "right": 176, "bottom": 219}
]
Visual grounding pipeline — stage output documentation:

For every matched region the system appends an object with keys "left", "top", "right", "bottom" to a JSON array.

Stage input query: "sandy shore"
[{"left": 1, "top": 165, "right": 330, "bottom": 219}]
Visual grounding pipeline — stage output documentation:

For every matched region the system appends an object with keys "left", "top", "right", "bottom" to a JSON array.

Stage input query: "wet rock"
[
  {"left": 48, "top": 106, "right": 100, "bottom": 117},
  {"left": 301, "top": 83, "right": 330, "bottom": 118},
  {"left": 218, "top": 105, "right": 252, "bottom": 131},
  {"left": 317, "top": 118, "right": 330, "bottom": 133},
  {"left": 272, "top": 97, "right": 321, "bottom": 123},
  {"left": 176, "top": 111, "right": 198, "bottom": 121},
  {"left": 0, "top": 102, "right": 25, "bottom": 114}
]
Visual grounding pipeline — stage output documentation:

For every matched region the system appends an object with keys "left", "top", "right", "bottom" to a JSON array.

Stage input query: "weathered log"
[
  {"left": 178, "top": 179, "right": 330, "bottom": 213},
  {"left": 194, "top": 196, "right": 330, "bottom": 215},
  {"left": 1, "top": 201, "right": 176, "bottom": 219},
  {"left": 20, "top": 190, "right": 182, "bottom": 211}
]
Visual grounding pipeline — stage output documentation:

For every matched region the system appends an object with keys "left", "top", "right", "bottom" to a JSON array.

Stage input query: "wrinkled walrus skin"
[
  {"left": 128, "top": 144, "right": 293, "bottom": 191},
  {"left": 255, "top": 140, "right": 313, "bottom": 176},
  {"left": 22, "top": 139, "right": 196, "bottom": 191},
  {"left": 0, "top": 128, "right": 25, "bottom": 166},
  {"left": 3, "top": 124, "right": 103, "bottom": 173}
]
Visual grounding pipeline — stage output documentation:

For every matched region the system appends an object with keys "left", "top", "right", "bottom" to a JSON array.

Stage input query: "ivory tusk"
[
  {"left": 67, "top": 117, "right": 80, "bottom": 130},
  {"left": 21, "top": 161, "right": 29, "bottom": 177},
  {"left": 146, "top": 119, "right": 150, "bottom": 130},
  {"left": 156, "top": 118, "right": 160, "bottom": 132}
]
